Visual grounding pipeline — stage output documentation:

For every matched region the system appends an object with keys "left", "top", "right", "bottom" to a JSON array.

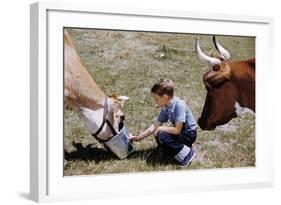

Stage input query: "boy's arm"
[
  {"left": 156, "top": 122, "right": 183, "bottom": 135},
  {"left": 130, "top": 121, "right": 162, "bottom": 141},
  {"left": 156, "top": 101, "right": 186, "bottom": 135}
]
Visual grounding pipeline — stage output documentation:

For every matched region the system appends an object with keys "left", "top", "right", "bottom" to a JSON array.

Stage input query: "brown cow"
[
  {"left": 195, "top": 36, "right": 255, "bottom": 130},
  {"left": 64, "top": 29, "right": 129, "bottom": 140}
]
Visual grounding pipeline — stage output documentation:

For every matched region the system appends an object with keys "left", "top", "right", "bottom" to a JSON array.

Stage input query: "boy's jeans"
[{"left": 155, "top": 130, "right": 197, "bottom": 157}]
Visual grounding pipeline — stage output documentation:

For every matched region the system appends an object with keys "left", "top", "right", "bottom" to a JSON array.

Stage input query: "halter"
[{"left": 91, "top": 97, "right": 118, "bottom": 143}]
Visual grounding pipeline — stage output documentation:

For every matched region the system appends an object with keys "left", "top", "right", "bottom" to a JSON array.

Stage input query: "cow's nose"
[
  {"left": 120, "top": 115, "right": 125, "bottom": 121},
  {"left": 198, "top": 118, "right": 216, "bottom": 130},
  {"left": 198, "top": 118, "right": 206, "bottom": 130}
]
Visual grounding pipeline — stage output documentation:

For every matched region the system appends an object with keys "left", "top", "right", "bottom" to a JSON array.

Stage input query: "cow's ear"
[
  {"left": 117, "top": 96, "right": 130, "bottom": 101},
  {"left": 204, "top": 70, "right": 230, "bottom": 89}
]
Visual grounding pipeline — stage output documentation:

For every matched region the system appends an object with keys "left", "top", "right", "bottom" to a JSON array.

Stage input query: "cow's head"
[
  {"left": 196, "top": 36, "right": 238, "bottom": 130},
  {"left": 79, "top": 94, "right": 130, "bottom": 140},
  {"left": 107, "top": 94, "right": 130, "bottom": 132},
  {"left": 198, "top": 80, "right": 238, "bottom": 130}
]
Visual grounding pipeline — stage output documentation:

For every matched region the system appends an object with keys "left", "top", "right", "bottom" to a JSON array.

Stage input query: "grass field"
[{"left": 64, "top": 28, "right": 255, "bottom": 176}]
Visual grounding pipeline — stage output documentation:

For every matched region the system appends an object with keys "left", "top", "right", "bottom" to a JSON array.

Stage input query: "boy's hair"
[{"left": 151, "top": 79, "right": 174, "bottom": 97}]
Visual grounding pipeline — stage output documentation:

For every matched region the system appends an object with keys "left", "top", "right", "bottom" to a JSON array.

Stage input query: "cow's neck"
[
  {"left": 65, "top": 33, "right": 105, "bottom": 110},
  {"left": 228, "top": 61, "right": 255, "bottom": 112},
  {"left": 231, "top": 77, "right": 255, "bottom": 112}
]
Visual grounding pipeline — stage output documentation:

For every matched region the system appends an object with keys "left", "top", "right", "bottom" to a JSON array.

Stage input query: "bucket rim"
[{"left": 106, "top": 125, "right": 129, "bottom": 142}]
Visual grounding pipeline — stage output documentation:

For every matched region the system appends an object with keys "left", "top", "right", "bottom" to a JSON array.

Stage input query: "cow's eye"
[{"left": 114, "top": 101, "right": 121, "bottom": 107}]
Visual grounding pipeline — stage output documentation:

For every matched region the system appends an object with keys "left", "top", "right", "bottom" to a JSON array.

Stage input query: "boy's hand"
[{"left": 128, "top": 134, "right": 142, "bottom": 142}]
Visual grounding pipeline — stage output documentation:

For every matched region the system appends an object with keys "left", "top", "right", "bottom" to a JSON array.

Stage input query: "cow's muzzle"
[
  {"left": 198, "top": 117, "right": 216, "bottom": 131},
  {"left": 118, "top": 115, "right": 125, "bottom": 131}
]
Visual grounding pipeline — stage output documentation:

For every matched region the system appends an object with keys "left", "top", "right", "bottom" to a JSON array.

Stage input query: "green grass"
[{"left": 64, "top": 29, "right": 255, "bottom": 176}]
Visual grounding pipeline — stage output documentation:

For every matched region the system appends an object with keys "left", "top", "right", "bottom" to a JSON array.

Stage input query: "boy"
[{"left": 129, "top": 79, "right": 197, "bottom": 166}]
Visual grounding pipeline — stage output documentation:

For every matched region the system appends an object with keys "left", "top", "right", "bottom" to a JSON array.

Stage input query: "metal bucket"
[{"left": 104, "top": 125, "right": 135, "bottom": 159}]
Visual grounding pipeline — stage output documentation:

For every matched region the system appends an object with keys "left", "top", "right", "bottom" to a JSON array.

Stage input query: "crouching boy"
[{"left": 129, "top": 79, "right": 197, "bottom": 166}]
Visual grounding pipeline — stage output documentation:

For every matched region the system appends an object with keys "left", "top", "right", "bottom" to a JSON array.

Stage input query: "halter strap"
[{"left": 91, "top": 97, "right": 118, "bottom": 143}]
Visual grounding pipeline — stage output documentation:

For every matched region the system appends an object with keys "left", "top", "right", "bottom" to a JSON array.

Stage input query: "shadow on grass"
[
  {"left": 65, "top": 142, "right": 176, "bottom": 166},
  {"left": 128, "top": 147, "right": 176, "bottom": 166},
  {"left": 64, "top": 141, "right": 117, "bottom": 163}
]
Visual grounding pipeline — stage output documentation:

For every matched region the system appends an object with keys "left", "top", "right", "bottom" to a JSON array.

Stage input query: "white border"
[{"left": 30, "top": 2, "right": 274, "bottom": 202}]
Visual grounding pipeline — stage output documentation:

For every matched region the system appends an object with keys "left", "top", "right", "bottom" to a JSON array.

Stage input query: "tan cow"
[{"left": 64, "top": 30, "right": 129, "bottom": 141}]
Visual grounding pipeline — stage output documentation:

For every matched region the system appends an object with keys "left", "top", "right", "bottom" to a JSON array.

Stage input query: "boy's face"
[{"left": 153, "top": 94, "right": 171, "bottom": 107}]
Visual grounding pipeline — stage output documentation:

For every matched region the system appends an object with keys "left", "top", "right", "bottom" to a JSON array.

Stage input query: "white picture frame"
[{"left": 30, "top": 2, "right": 274, "bottom": 202}]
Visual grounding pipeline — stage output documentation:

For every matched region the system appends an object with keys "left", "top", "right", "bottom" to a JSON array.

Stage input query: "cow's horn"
[
  {"left": 195, "top": 38, "right": 221, "bottom": 66},
  {"left": 213, "top": 36, "right": 231, "bottom": 60}
]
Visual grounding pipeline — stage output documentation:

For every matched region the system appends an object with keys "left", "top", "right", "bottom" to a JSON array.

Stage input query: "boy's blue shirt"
[{"left": 157, "top": 96, "right": 197, "bottom": 132}]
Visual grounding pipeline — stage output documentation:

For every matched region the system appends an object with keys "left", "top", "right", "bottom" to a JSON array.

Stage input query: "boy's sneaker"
[{"left": 179, "top": 147, "right": 195, "bottom": 167}]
